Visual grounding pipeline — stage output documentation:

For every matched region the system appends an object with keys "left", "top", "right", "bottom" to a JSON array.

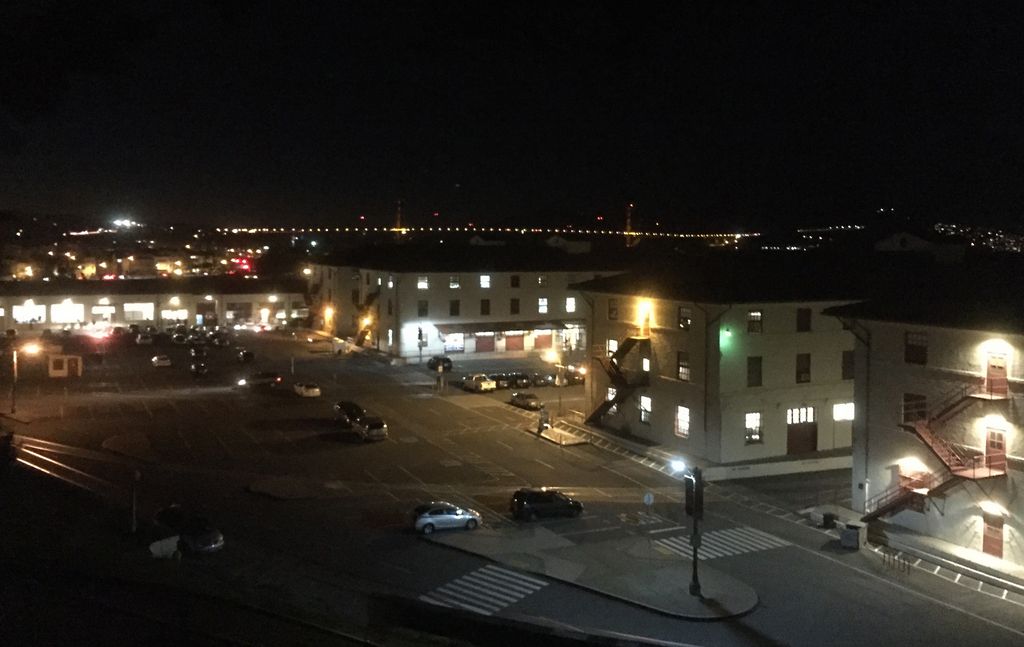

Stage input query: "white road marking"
[
  {"left": 495, "top": 440, "right": 514, "bottom": 451},
  {"left": 534, "top": 459, "right": 555, "bottom": 470},
  {"left": 419, "top": 565, "right": 549, "bottom": 616},
  {"left": 398, "top": 465, "right": 427, "bottom": 485}
]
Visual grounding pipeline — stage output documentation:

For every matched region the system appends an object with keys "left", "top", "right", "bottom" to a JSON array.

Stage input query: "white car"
[
  {"left": 151, "top": 355, "right": 172, "bottom": 367},
  {"left": 293, "top": 382, "right": 322, "bottom": 398},
  {"left": 412, "top": 502, "right": 482, "bottom": 535},
  {"left": 463, "top": 373, "right": 497, "bottom": 392}
]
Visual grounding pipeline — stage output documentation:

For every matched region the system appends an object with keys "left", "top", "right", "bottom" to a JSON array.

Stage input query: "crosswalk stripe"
[
  {"left": 421, "top": 565, "right": 550, "bottom": 617},
  {"left": 482, "top": 564, "right": 549, "bottom": 587},
  {"left": 653, "top": 525, "right": 790, "bottom": 561}
]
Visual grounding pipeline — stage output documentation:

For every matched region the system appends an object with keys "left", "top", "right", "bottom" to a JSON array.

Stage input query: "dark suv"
[
  {"left": 427, "top": 356, "right": 453, "bottom": 372},
  {"left": 333, "top": 400, "right": 367, "bottom": 427},
  {"left": 510, "top": 488, "right": 583, "bottom": 521}
]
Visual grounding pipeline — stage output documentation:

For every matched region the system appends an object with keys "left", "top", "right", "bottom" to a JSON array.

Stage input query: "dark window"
[
  {"left": 510, "top": 298, "right": 520, "bottom": 315},
  {"left": 608, "top": 298, "right": 619, "bottom": 321},
  {"left": 351, "top": 289, "right": 359, "bottom": 305},
  {"left": 480, "top": 299, "right": 490, "bottom": 316},
  {"left": 747, "top": 356, "right": 763, "bottom": 387},
  {"left": 905, "top": 332, "right": 928, "bottom": 365},
  {"left": 902, "top": 393, "right": 927, "bottom": 423},
  {"left": 510, "top": 275, "right": 520, "bottom": 288},
  {"left": 449, "top": 300, "right": 460, "bottom": 316},
  {"left": 417, "top": 300, "right": 428, "bottom": 317},
  {"left": 677, "top": 352, "right": 691, "bottom": 381},
  {"left": 842, "top": 350, "right": 855, "bottom": 380},
  {"left": 748, "top": 310, "right": 763, "bottom": 333},
  {"left": 678, "top": 306, "right": 692, "bottom": 330},
  {"left": 366, "top": 274, "right": 370, "bottom": 285},
  {"left": 387, "top": 299, "right": 393, "bottom": 315},
  {"left": 796, "top": 308, "right": 812, "bottom": 332},
  {"left": 796, "top": 353, "right": 811, "bottom": 383}
]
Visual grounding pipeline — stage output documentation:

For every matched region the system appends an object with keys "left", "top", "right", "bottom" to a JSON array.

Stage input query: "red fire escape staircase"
[
  {"left": 863, "top": 383, "right": 1008, "bottom": 522},
  {"left": 586, "top": 335, "right": 651, "bottom": 424},
  {"left": 354, "top": 290, "right": 380, "bottom": 347}
]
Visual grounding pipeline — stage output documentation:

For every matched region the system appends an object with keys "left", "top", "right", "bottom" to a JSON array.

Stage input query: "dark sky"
[{"left": 2, "top": 2, "right": 1024, "bottom": 230}]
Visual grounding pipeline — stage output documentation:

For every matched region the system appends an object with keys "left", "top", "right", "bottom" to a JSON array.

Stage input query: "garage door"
[
  {"left": 533, "top": 332, "right": 552, "bottom": 350},
  {"left": 475, "top": 334, "right": 495, "bottom": 352},
  {"left": 787, "top": 422, "right": 818, "bottom": 455},
  {"left": 505, "top": 333, "right": 524, "bottom": 351}
]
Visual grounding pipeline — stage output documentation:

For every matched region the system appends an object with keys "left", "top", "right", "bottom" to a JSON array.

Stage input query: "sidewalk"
[{"left": 426, "top": 524, "right": 758, "bottom": 620}]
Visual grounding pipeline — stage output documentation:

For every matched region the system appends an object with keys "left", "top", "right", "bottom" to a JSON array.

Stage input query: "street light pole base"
[{"left": 689, "top": 581, "right": 702, "bottom": 597}]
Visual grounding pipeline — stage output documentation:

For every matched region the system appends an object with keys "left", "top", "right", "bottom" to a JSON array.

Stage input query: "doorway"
[
  {"left": 982, "top": 513, "right": 1004, "bottom": 558},
  {"left": 986, "top": 353, "right": 1008, "bottom": 397},
  {"left": 986, "top": 428, "right": 1007, "bottom": 470}
]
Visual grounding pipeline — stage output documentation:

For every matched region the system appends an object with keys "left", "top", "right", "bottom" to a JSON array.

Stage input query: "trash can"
[
  {"left": 822, "top": 512, "right": 837, "bottom": 529},
  {"left": 841, "top": 521, "right": 867, "bottom": 549}
]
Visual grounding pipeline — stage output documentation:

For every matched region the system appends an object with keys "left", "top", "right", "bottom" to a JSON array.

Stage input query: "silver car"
[{"left": 413, "top": 502, "right": 482, "bottom": 535}]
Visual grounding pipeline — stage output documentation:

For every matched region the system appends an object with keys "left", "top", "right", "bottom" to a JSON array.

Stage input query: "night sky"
[{"left": 2, "top": 2, "right": 1023, "bottom": 230}]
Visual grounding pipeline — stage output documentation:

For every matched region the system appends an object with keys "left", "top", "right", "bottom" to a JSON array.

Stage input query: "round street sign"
[{"left": 643, "top": 491, "right": 654, "bottom": 507}]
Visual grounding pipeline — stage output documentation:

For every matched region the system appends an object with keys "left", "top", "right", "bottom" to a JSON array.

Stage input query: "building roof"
[
  {"left": 315, "top": 240, "right": 633, "bottom": 273},
  {"left": 0, "top": 276, "right": 306, "bottom": 298},
  {"left": 570, "top": 251, "right": 877, "bottom": 304}
]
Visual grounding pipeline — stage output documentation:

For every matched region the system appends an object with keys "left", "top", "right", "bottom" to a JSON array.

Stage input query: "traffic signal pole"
[{"left": 684, "top": 466, "right": 704, "bottom": 597}]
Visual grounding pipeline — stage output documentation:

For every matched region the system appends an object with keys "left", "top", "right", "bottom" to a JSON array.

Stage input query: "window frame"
[
  {"left": 510, "top": 298, "right": 520, "bottom": 315},
  {"left": 449, "top": 299, "right": 460, "bottom": 317},
  {"left": 678, "top": 306, "right": 692, "bottom": 330},
  {"left": 904, "top": 332, "right": 928, "bottom": 365},
  {"left": 674, "top": 405, "right": 691, "bottom": 438},
  {"left": 744, "top": 412, "right": 763, "bottom": 444},
  {"left": 565, "top": 297, "right": 576, "bottom": 313},
  {"left": 796, "top": 307, "right": 811, "bottom": 332},
  {"left": 480, "top": 298, "right": 490, "bottom": 316},
  {"left": 841, "top": 350, "right": 855, "bottom": 380},
  {"left": 795, "top": 353, "right": 811, "bottom": 384},
  {"left": 479, "top": 274, "right": 491, "bottom": 289},
  {"left": 677, "top": 351, "right": 691, "bottom": 382},
  {"left": 537, "top": 297, "right": 549, "bottom": 314},
  {"left": 449, "top": 275, "right": 460, "bottom": 289},
  {"left": 747, "top": 309, "right": 763, "bottom": 333},
  {"left": 416, "top": 276, "right": 429, "bottom": 290},
  {"left": 747, "top": 356, "right": 763, "bottom": 387},
  {"left": 608, "top": 298, "right": 619, "bottom": 321},
  {"left": 417, "top": 300, "right": 428, "bottom": 317},
  {"left": 639, "top": 395, "right": 652, "bottom": 425}
]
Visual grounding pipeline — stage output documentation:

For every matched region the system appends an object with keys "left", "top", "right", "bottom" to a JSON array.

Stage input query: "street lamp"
[
  {"left": 671, "top": 459, "right": 704, "bottom": 598},
  {"left": 542, "top": 349, "right": 565, "bottom": 416},
  {"left": 11, "top": 342, "right": 41, "bottom": 414}
]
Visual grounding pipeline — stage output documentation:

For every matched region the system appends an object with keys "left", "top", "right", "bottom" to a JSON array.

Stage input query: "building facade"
[
  {"left": 306, "top": 241, "right": 624, "bottom": 362},
  {"left": 0, "top": 277, "right": 308, "bottom": 332},
  {"left": 826, "top": 307, "right": 1021, "bottom": 567}
]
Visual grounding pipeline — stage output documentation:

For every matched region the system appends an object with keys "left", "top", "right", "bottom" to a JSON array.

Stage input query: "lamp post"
[
  {"left": 11, "top": 342, "right": 41, "bottom": 414},
  {"left": 671, "top": 459, "right": 704, "bottom": 598}
]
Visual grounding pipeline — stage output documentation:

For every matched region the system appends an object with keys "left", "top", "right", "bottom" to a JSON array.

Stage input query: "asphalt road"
[{"left": 5, "top": 330, "right": 1023, "bottom": 646}]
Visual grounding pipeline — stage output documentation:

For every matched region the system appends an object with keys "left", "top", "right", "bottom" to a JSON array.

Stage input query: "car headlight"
[{"left": 237, "top": 379, "right": 246, "bottom": 386}]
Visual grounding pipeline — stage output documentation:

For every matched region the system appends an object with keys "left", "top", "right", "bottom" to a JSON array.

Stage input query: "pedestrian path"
[
  {"left": 418, "top": 564, "right": 549, "bottom": 615},
  {"left": 653, "top": 525, "right": 790, "bottom": 561}
]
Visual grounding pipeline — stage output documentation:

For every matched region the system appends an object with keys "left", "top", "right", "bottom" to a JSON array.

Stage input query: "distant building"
[
  {"left": 306, "top": 240, "right": 625, "bottom": 361},
  {"left": 573, "top": 253, "right": 862, "bottom": 467},
  {"left": 0, "top": 277, "right": 307, "bottom": 331},
  {"left": 826, "top": 269, "right": 1022, "bottom": 567}
]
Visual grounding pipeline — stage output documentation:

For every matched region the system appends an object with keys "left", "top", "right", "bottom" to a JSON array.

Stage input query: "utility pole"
[{"left": 684, "top": 466, "right": 705, "bottom": 597}]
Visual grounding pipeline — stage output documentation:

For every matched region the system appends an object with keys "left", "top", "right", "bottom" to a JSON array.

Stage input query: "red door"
[
  {"left": 67, "top": 357, "right": 80, "bottom": 377},
  {"left": 533, "top": 332, "right": 552, "bottom": 350},
  {"left": 505, "top": 334, "right": 524, "bottom": 351},
  {"left": 986, "top": 428, "right": 1007, "bottom": 470},
  {"left": 475, "top": 334, "right": 495, "bottom": 352},
  {"left": 986, "top": 354, "right": 1008, "bottom": 396},
  {"left": 983, "top": 514, "right": 1004, "bottom": 558}
]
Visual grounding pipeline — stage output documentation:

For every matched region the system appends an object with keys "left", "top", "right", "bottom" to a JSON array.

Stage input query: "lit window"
[
  {"left": 745, "top": 412, "right": 762, "bottom": 444},
  {"left": 50, "top": 301, "right": 84, "bottom": 324},
  {"left": 677, "top": 352, "right": 690, "bottom": 381},
  {"left": 642, "top": 357, "right": 651, "bottom": 372},
  {"left": 377, "top": 276, "right": 382, "bottom": 286},
  {"left": 786, "top": 407, "right": 815, "bottom": 424},
  {"left": 387, "top": 276, "right": 394, "bottom": 289},
  {"left": 607, "top": 339, "right": 618, "bottom": 356},
  {"left": 537, "top": 275, "right": 548, "bottom": 286},
  {"left": 417, "top": 276, "right": 429, "bottom": 290},
  {"left": 538, "top": 298, "right": 548, "bottom": 314},
  {"left": 449, "top": 275, "right": 460, "bottom": 289},
  {"left": 674, "top": 406, "right": 690, "bottom": 438},
  {"left": 606, "top": 387, "right": 618, "bottom": 414},
  {"left": 678, "top": 306, "right": 692, "bottom": 330},
  {"left": 640, "top": 395, "right": 652, "bottom": 424},
  {"left": 747, "top": 310, "right": 763, "bottom": 333},
  {"left": 565, "top": 297, "right": 576, "bottom": 313},
  {"left": 13, "top": 301, "right": 46, "bottom": 323},
  {"left": 833, "top": 402, "right": 855, "bottom": 421}
]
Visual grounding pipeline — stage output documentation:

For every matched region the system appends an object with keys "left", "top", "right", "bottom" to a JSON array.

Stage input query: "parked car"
[
  {"left": 190, "top": 361, "right": 209, "bottom": 377},
  {"left": 333, "top": 401, "right": 366, "bottom": 427},
  {"left": 463, "top": 373, "right": 497, "bottom": 392},
  {"left": 531, "top": 372, "right": 556, "bottom": 387},
  {"left": 237, "top": 349, "right": 255, "bottom": 363},
  {"left": 508, "top": 373, "right": 533, "bottom": 388},
  {"left": 353, "top": 416, "right": 389, "bottom": 441},
  {"left": 151, "top": 355, "right": 172, "bottom": 367},
  {"left": 412, "top": 502, "right": 482, "bottom": 535},
  {"left": 238, "top": 371, "right": 283, "bottom": 388},
  {"left": 489, "top": 373, "right": 511, "bottom": 389},
  {"left": 152, "top": 504, "right": 225, "bottom": 555},
  {"left": 510, "top": 488, "right": 583, "bottom": 521},
  {"left": 510, "top": 392, "right": 544, "bottom": 411},
  {"left": 426, "top": 355, "right": 453, "bottom": 372},
  {"left": 293, "top": 382, "right": 322, "bottom": 398},
  {"left": 563, "top": 368, "right": 587, "bottom": 385}
]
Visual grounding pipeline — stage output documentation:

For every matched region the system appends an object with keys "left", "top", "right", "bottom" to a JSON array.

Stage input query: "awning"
[{"left": 434, "top": 320, "right": 583, "bottom": 335}]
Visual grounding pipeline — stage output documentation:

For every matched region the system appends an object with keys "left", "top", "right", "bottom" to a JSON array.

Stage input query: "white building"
[
  {"left": 575, "top": 254, "right": 859, "bottom": 466},
  {"left": 827, "top": 289, "right": 1021, "bottom": 566},
  {"left": 305, "top": 240, "right": 625, "bottom": 361}
]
